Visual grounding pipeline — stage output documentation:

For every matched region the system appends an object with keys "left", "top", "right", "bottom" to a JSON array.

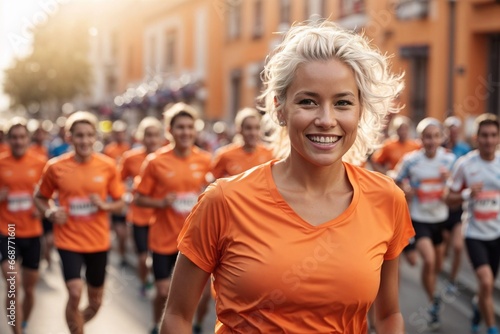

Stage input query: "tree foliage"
[{"left": 3, "top": 10, "right": 92, "bottom": 109}]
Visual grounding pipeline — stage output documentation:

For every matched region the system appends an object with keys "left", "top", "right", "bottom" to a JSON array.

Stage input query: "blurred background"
[{"left": 1, "top": 0, "right": 499, "bottom": 134}]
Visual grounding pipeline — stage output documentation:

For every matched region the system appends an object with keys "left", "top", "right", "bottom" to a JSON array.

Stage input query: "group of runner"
[
  {"left": 370, "top": 114, "right": 500, "bottom": 334},
  {"left": 0, "top": 105, "right": 274, "bottom": 334},
  {"left": 0, "top": 102, "right": 499, "bottom": 334}
]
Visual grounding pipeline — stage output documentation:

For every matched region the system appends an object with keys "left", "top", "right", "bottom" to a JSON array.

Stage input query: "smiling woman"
[{"left": 161, "top": 21, "right": 413, "bottom": 334}]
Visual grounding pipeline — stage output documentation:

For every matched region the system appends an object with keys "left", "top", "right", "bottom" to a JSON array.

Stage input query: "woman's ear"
[{"left": 274, "top": 96, "right": 284, "bottom": 122}]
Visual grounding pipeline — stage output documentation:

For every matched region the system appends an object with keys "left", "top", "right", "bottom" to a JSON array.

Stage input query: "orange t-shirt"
[
  {"left": 38, "top": 152, "right": 125, "bottom": 253},
  {"left": 371, "top": 139, "right": 421, "bottom": 170},
  {"left": 104, "top": 142, "right": 130, "bottom": 162},
  {"left": 178, "top": 161, "right": 414, "bottom": 333},
  {"left": 136, "top": 146, "right": 212, "bottom": 254},
  {"left": 118, "top": 147, "right": 154, "bottom": 226},
  {"left": 211, "top": 143, "right": 274, "bottom": 179},
  {"left": 28, "top": 144, "right": 48, "bottom": 158},
  {"left": 0, "top": 151, "right": 46, "bottom": 238}
]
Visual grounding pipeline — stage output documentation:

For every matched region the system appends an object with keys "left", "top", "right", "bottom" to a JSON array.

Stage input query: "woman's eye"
[
  {"left": 335, "top": 100, "right": 353, "bottom": 107},
  {"left": 298, "top": 99, "right": 316, "bottom": 106}
]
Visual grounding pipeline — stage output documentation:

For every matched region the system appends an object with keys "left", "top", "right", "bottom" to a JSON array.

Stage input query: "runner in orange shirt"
[
  {"left": 27, "top": 121, "right": 55, "bottom": 269},
  {"left": 103, "top": 120, "right": 131, "bottom": 160},
  {"left": 28, "top": 122, "right": 49, "bottom": 158},
  {"left": 161, "top": 21, "right": 413, "bottom": 334},
  {"left": 371, "top": 115, "right": 421, "bottom": 270},
  {"left": 370, "top": 115, "right": 421, "bottom": 174},
  {"left": 211, "top": 107, "right": 274, "bottom": 179},
  {"left": 135, "top": 103, "right": 212, "bottom": 334},
  {"left": 34, "top": 111, "right": 125, "bottom": 334},
  {"left": 0, "top": 117, "right": 46, "bottom": 334},
  {"left": 103, "top": 120, "right": 131, "bottom": 267},
  {"left": 118, "top": 117, "right": 163, "bottom": 296}
]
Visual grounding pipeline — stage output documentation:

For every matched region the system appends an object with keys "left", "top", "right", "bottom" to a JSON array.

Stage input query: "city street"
[{"left": 0, "top": 247, "right": 494, "bottom": 334}]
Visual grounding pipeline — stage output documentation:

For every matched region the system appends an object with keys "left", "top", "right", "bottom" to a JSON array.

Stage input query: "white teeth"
[{"left": 308, "top": 136, "right": 339, "bottom": 144}]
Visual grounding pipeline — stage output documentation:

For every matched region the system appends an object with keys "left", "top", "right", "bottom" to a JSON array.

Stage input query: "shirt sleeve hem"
[{"left": 178, "top": 244, "right": 213, "bottom": 273}]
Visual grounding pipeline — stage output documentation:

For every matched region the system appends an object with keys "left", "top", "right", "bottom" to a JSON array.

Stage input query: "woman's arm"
[
  {"left": 373, "top": 258, "right": 405, "bottom": 334},
  {"left": 160, "top": 253, "right": 211, "bottom": 334}
]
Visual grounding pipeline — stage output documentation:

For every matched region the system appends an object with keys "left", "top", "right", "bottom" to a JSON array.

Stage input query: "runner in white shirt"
[
  {"left": 394, "top": 117, "right": 455, "bottom": 330},
  {"left": 446, "top": 113, "right": 500, "bottom": 334}
]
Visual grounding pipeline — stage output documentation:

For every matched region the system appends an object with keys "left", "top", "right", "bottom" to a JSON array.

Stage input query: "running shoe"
[
  {"left": 487, "top": 327, "right": 500, "bottom": 334},
  {"left": 193, "top": 323, "right": 202, "bottom": 334},
  {"left": 428, "top": 296, "right": 441, "bottom": 331},
  {"left": 472, "top": 295, "right": 481, "bottom": 331}
]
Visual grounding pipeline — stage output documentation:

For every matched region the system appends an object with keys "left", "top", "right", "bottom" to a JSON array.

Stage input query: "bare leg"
[
  {"left": 154, "top": 279, "right": 171, "bottom": 324},
  {"left": 65, "top": 279, "right": 84, "bottom": 334},
  {"left": 22, "top": 268, "right": 39, "bottom": 322},
  {"left": 476, "top": 265, "right": 496, "bottom": 328},
  {"left": 82, "top": 284, "right": 104, "bottom": 323}
]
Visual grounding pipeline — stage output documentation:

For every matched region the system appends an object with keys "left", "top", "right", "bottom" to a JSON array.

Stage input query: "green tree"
[{"left": 3, "top": 10, "right": 92, "bottom": 111}]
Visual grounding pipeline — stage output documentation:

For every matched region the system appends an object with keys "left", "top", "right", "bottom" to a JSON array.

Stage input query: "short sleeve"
[
  {"left": 211, "top": 152, "right": 226, "bottom": 179},
  {"left": 118, "top": 156, "right": 129, "bottom": 181},
  {"left": 108, "top": 164, "right": 125, "bottom": 200},
  {"left": 393, "top": 155, "right": 410, "bottom": 183},
  {"left": 177, "top": 182, "right": 228, "bottom": 273},
  {"left": 135, "top": 158, "right": 156, "bottom": 196},
  {"left": 447, "top": 156, "right": 466, "bottom": 192},
  {"left": 38, "top": 163, "right": 57, "bottom": 199},
  {"left": 385, "top": 184, "right": 415, "bottom": 260}
]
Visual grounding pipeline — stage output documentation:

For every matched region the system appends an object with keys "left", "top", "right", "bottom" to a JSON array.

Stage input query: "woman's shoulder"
[
  {"left": 346, "top": 163, "right": 400, "bottom": 196},
  {"left": 215, "top": 160, "right": 273, "bottom": 193}
]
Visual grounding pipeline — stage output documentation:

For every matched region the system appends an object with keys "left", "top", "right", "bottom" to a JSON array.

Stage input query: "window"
[
  {"left": 149, "top": 36, "right": 156, "bottom": 71},
  {"left": 227, "top": 1, "right": 241, "bottom": 40},
  {"left": 280, "top": 0, "right": 291, "bottom": 24},
  {"left": 401, "top": 45, "right": 429, "bottom": 123},
  {"left": 230, "top": 69, "right": 242, "bottom": 118},
  {"left": 488, "top": 34, "right": 500, "bottom": 116},
  {"left": 253, "top": 0, "right": 264, "bottom": 38},
  {"left": 165, "top": 30, "right": 176, "bottom": 72},
  {"left": 304, "top": 0, "right": 329, "bottom": 20},
  {"left": 339, "top": 0, "right": 365, "bottom": 17},
  {"left": 320, "top": 0, "right": 328, "bottom": 18}
]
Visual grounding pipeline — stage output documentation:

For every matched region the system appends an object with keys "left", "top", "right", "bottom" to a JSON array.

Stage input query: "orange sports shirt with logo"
[
  {"left": 0, "top": 151, "right": 46, "bottom": 238},
  {"left": 118, "top": 147, "right": 154, "bottom": 226},
  {"left": 136, "top": 146, "right": 211, "bottom": 254},
  {"left": 178, "top": 161, "right": 414, "bottom": 333},
  {"left": 38, "top": 152, "right": 125, "bottom": 253},
  {"left": 371, "top": 139, "right": 421, "bottom": 170},
  {"left": 211, "top": 143, "right": 274, "bottom": 179},
  {"left": 104, "top": 142, "right": 130, "bottom": 161}
]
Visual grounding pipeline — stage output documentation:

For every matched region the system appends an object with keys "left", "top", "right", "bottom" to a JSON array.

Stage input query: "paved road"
[{"left": 0, "top": 249, "right": 495, "bottom": 334}]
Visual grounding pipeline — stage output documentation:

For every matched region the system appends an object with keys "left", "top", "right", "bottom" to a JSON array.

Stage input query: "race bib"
[
  {"left": 172, "top": 192, "right": 198, "bottom": 216},
  {"left": 417, "top": 179, "right": 444, "bottom": 203},
  {"left": 7, "top": 192, "right": 33, "bottom": 212},
  {"left": 68, "top": 197, "right": 98, "bottom": 221},
  {"left": 473, "top": 191, "right": 500, "bottom": 221}
]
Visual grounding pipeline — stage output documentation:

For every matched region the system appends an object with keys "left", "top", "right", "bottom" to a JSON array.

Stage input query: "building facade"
[{"left": 96, "top": 0, "right": 500, "bottom": 128}]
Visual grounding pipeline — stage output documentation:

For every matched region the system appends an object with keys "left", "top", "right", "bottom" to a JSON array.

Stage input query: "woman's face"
[{"left": 282, "top": 58, "right": 360, "bottom": 167}]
